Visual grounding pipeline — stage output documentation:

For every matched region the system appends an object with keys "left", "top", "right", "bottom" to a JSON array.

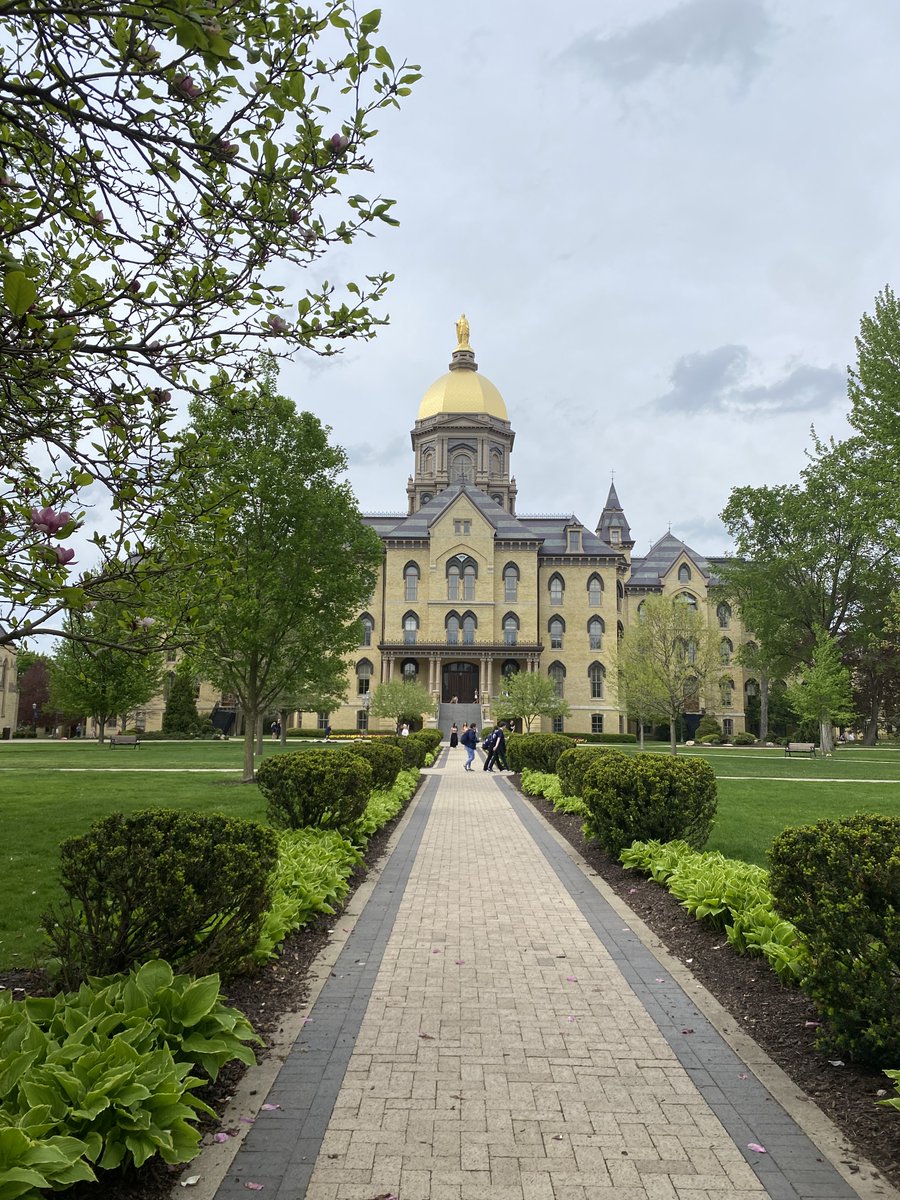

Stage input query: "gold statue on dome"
[{"left": 455, "top": 313, "right": 471, "bottom": 350}]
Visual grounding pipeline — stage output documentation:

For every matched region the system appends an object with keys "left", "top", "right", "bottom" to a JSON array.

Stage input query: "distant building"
[{"left": 0, "top": 629, "right": 19, "bottom": 740}]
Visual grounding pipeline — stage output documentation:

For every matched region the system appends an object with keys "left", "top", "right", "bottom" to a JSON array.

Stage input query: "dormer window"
[
  {"left": 567, "top": 528, "right": 582, "bottom": 553},
  {"left": 453, "top": 519, "right": 471, "bottom": 536},
  {"left": 609, "top": 527, "right": 621, "bottom": 544},
  {"left": 678, "top": 563, "right": 691, "bottom": 582}
]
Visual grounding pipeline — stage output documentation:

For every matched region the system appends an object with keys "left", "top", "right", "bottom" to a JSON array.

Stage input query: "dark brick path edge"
[
  {"left": 212, "top": 774, "right": 440, "bottom": 1200},
  {"left": 502, "top": 783, "right": 861, "bottom": 1200}
]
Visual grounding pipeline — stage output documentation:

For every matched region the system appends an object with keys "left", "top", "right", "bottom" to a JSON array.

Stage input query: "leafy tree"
[
  {"left": 368, "top": 680, "right": 436, "bottom": 732},
  {"left": 617, "top": 594, "right": 722, "bottom": 755},
  {"left": 0, "top": 2, "right": 418, "bottom": 642},
  {"left": 161, "top": 663, "right": 201, "bottom": 734},
  {"left": 155, "top": 361, "right": 382, "bottom": 780},
  {"left": 15, "top": 649, "right": 65, "bottom": 732},
  {"left": 49, "top": 609, "right": 162, "bottom": 741},
  {"left": 786, "top": 627, "right": 855, "bottom": 753},
  {"left": 617, "top": 643, "right": 667, "bottom": 748},
  {"left": 491, "top": 670, "right": 570, "bottom": 733}
]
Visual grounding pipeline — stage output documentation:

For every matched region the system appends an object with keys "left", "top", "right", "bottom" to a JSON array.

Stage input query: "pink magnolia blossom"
[
  {"left": 53, "top": 546, "right": 76, "bottom": 566},
  {"left": 266, "top": 314, "right": 289, "bottom": 335},
  {"left": 31, "top": 506, "right": 72, "bottom": 535},
  {"left": 328, "top": 132, "right": 350, "bottom": 154}
]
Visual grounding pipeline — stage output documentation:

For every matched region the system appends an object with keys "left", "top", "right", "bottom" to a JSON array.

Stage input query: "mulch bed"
[
  {"left": 516, "top": 787, "right": 900, "bottom": 1192},
  {"left": 3, "top": 778, "right": 899, "bottom": 1196}
]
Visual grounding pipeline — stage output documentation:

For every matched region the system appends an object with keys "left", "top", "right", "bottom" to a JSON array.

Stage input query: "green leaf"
[{"left": 3, "top": 271, "right": 36, "bottom": 317}]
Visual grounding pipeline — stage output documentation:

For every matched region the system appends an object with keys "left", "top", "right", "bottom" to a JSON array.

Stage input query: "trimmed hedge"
[
  {"left": 556, "top": 746, "right": 626, "bottom": 798},
  {"left": 382, "top": 733, "right": 428, "bottom": 768},
  {"left": 256, "top": 749, "right": 372, "bottom": 831},
  {"left": 579, "top": 732, "right": 637, "bottom": 744},
  {"left": 732, "top": 732, "right": 756, "bottom": 746},
  {"left": 506, "top": 733, "right": 575, "bottom": 774},
  {"left": 769, "top": 813, "right": 900, "bottom": 1065},
  {"left": 43, "top": 811, "right": 278, "bottom": 985},
  {"left": 411, "top": 728, "right": 443, "bottom": 754},
  {"left": 343, "top": 740, "right": 404, "bottom": 790},
  {"left": 580, "top": 752, "right": 717, "bottom": 856}
]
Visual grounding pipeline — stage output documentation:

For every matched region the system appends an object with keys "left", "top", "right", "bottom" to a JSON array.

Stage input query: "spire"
[
  {"left": 596, "top": 476, "right": 633, "bottom": 548},
  {"left": 449, "top": 312, "right": 478, "bottom": 372}
]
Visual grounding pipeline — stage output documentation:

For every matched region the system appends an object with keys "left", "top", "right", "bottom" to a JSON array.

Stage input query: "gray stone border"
[
  {"left": 212, "top": 774, "right": 439, "bottom": 1199},
  {"left": 504, "top": 785, "right": 871, "bottom": 1200}
]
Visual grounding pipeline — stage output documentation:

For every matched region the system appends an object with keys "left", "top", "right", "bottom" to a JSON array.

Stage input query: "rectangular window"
[
  {"left": 463, "top": 578, "right": 475, "bottom": 601},
  {"left": 590, "top": 678, "right": 603, "bottom": 700},
  {"left": 504, "top": 629, "right": 517, "bottom": 646},
  {"left": 552, "top": 716, "right": 564, "bottom": 734},
  {"left": 447, "top": 578, "right": 459, "bottom": 601},
  {"left": 610, "top": 528, "right": 621, "bottom": 544},
  {"left": 357, "top": 709, "right": 369, "bottom": 732},
  {"left": 619, "top": 715, "right": 625, "bottom": 734},
  {"left": 317, "top": 711, "right": 328, "bottom": 730},
  {"left": 453, "top": 519, "right": 471, "bottom": 535},
  {"left": 723, "top": 718, "right": 733, "bottom": 736},
  {"left": 505, "top": 581, "right": 517, "bottom": 602},
  {"left": 357, "top": 676, "right": 370, "bottom": 695},
  {"left": 567, "top": 530, "right": 581, "bottom": 552},
  {"left": 551, "top": 632, "right": 562, "bottom": 650},
  {"left": 591, "top": 713, "right": 603, "bottom": 734},
  {"left": 589, "top": 633, "right": 602, "bottom": 650},
  {"left": 405, "top": 580, "right": 417, "bottom": 601},
  {"left": 403, "top": 629, "right": 417, "bottom": 645}
]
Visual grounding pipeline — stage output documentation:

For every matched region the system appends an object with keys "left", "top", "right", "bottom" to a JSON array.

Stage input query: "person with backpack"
[
  {"left": 460, "top": 722, "right": 478, "bottom": 771},
  {"left": 484, "top": 723, "right": 508, "bottom": 772}
]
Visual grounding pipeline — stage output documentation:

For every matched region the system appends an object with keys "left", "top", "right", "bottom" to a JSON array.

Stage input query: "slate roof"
[
  {"left": 627, "top": 532, "right": 721, "bottom": 588},
  {"left": 596, "top": 480, "right": 633, "bottom": 545},
  {"left": 363, "top": 486, "right": 620, "bottom": 557}
]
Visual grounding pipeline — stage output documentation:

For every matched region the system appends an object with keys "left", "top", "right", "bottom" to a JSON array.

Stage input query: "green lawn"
[{"left": 0, "top": 739, "right": 329, "bottom": 970}]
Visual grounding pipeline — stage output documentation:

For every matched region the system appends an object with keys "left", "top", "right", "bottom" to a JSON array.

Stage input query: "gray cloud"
[
  {"left": 651, "top": 345, "right": 846, "bottom": 416},
  {"left": 563, "top": 0, "right": 776, "bottom": 88},
  {"left": 346, "top": 436, "right": 407, "bottom": 469}
]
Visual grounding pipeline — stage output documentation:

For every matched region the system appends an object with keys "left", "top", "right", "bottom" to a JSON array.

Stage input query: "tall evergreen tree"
[{"left": 161, "top": 664, "right": 201, "bottom": 734}]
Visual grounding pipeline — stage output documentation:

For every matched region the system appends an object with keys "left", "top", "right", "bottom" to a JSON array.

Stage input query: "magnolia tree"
[
  {"left": 0, "top": 0, "right": 417, "bottom": 644},
  {"left": 368, "top": 680, "right": 436, "bottom": 732}
]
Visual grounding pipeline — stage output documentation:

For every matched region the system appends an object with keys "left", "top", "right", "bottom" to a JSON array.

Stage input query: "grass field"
[
  {"left": 2, "top": 739, "right": 899, "bottom": 969},
  {"left": 0, "top": 739, "right": 329, "bottom": 970}
]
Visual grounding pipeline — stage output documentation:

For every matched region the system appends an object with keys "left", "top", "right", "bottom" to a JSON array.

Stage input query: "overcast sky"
[{"left": 278, "top": 0, "right": 900, "bottom": 556}]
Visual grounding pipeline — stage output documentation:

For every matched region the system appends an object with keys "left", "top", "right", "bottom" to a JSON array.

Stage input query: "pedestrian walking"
[
  {"left": 486, "top": 724, "right": 508, "bottom": 771},
  {"left": 449, "top": 722, "right": 459, "bottom": 748},
  {"left": 460, "top": 722, "right": 477, "bottom": 771}
]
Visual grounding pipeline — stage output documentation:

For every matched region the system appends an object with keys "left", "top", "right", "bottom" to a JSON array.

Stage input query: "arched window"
[
  {"left": 637, "top": 600, "right": 646, "bottom": 619},
  {"left": 445, "top": 612, "right": 460, "bottom": 645},
  {"left": 404, "top": 561, "right": 419, "bottom": 602},
  {"left": 717, "top": 602, "right": 731, "bottom": 628},
  {"left": 720, "top": 637, "right": 733, "bottom": 664},
  {"left": 462, "top": 612, "right": 476, "bottom": 644},
  {"left": 678, "top": 591, "right": 698, "bottom": 610},
  {"left": 503, "top": 562, "right": 519, "bottom": 603},
  {"left": 501, "top": 659, "right": 520, "bottom": 678},
  {"left": 402, "top": 658, "right": 418, "bottom": 681},
  {"left": 549, "top": 616, "right": 565, "bottom": 650},
  {"left": 447, "top": 563, "right": 460, "bottom": 601},
  {"left": 720, "top": 676, "right": 734, "bottom": 707},
  {"left": 403, "top": 612, "right": 419, "bottom": 645},
  {"left": 588, "top": 616, "right": 605, "bottom": 650},
  {"left": 549, "top": 573, "right": 565, "bottom": 605},
  {"left": 548, "top": 661, "right": 566, "bottom": 698},
  {"left": 463, "top": 563, "right": 476, "bottom": 601},
  {"left": 490, "top": 448, "right": 503, "bottom": 476},
  {"left": 359, "top": 613, "right": 374, "bottom": 647},
  {"left": 616, "top": 580, "right": 624, "bottom": 612},
  {"left": 678, "top": 563, "right": 691, "bottom": 582},
  {"left": 617, "top": 620, "right": 625, "bottom": 641},
  {"left": 503, "top": 613, "right": 519, "bottom": 646},
  {"left": 450, "top": 451, "right": 474, "bottom": 483},
  {"left": 356, "top": 659, "right": 373, "bottom": 695},
  {"left": 587, "top": 573, "right": 603, "bottom": 606},
  {"left": 744, "top": 678, "right": 759, "bottom": 697},
  {"left": 745, "top": 640, "right": 758, "bottom": 656},
  {"left": 422, "top": 448, "right": 434, "bottom": 475},
  {"left": 588, "top": 662, "right": 606, "bottom": 699}
]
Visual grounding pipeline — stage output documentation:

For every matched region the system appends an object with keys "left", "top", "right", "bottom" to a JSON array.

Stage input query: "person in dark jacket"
[
  {"left": 449, "top": 722, "right": 459, "bottom": 748},
  {"left": 484, "top": 724, "right": 508, "bottom": 772},
  {"left": 460, "top": 723, "right": 477, "bottom": 771}
]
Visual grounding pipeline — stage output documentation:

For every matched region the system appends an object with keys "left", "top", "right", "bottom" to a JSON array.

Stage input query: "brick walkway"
[{"left": 211, "top": 759, "right": 882, "bottom": 1200}]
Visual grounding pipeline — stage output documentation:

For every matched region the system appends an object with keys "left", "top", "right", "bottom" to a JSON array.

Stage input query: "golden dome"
[{"left": 417, "top": 368, "right": 509, "bottom": 421}]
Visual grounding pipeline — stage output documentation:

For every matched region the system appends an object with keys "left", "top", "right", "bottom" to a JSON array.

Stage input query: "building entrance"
[{"left": 442, "top": 662, "right": 479, "bottom": 703}]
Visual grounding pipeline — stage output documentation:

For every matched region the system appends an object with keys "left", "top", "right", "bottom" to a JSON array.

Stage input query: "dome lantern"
[{"left": 416, "top": 314, "right": 509, "bottom": 422}]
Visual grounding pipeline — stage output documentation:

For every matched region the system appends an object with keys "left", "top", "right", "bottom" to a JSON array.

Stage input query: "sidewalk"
[{"left": 209, "top": 756, "right": 893, "bottom": 1200}]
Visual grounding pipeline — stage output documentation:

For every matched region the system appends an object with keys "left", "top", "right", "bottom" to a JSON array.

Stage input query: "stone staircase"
[{"left": 437, "top": 702, "right": 483, "bottom": 737}]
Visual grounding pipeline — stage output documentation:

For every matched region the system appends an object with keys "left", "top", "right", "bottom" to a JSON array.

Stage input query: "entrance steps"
[{"left": 437, "top": 703, "right": 482, "bottom": 736}]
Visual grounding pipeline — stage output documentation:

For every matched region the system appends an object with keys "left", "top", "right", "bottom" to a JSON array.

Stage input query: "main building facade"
[{"left": 325, "top": 320, "right": 753, "bottom": 737}]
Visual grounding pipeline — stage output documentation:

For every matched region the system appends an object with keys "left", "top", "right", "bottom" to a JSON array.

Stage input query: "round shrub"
[
  {"left": 732, "top": 732, "right": 756, "bottom": 746},
  {"left": 581, "top": 752, "right": 717, "bottom": 857},
  {"left": 557, "top": 746, "right": 626, "bottom": 798},
  {"left": 412, "top": 728, "right": 443, "bottom": 754},
  {"left": 257, "top": 749, "right": 372, "bottom": 830},
  {"left": 695, "top": 714, "right": 723, "bottom": 740},
  {"left": 698, "top": 734, "right": 722, "bottom": 745},
  {"left": 382, "top": 734, "right": 427, "bottom": 768},
  {"left": 769, "top": 813, "right": 900, "bottom": 1065},
  {"left": 43, "top": 810, "right": 278, "bottom": 985},
  {"left": 506, "top": 733, "right": 575, "bottom": 774},
  {"left": 343, "top": 741, "right": 403, "bottom": 791}
]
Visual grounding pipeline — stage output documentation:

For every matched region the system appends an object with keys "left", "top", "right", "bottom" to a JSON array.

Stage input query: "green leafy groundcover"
[
  {"left": 253, "top": 768, "right": 420, "bottom": 964},
  {"left": 520, "top": 769, "right": 589, "bottom": 817},
  {"left": 620, "top": 840, "right": 807, "bottom": 983},
  {"left": 0, "top": 960, "right": 259, "bottom": 1197}
]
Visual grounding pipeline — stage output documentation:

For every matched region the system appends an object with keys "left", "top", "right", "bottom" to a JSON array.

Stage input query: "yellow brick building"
[{"left": 323, "top": 320, "right": 754, "bottom": 738}]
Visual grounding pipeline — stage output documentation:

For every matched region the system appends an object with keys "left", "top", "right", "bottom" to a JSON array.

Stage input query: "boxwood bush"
[
  {"left": 43, "top": 811, "right": 278, "bottom": 985},
  {"left": 769, "top": 813, "right": 900, "bottom": 1065},
  {"left": 580, "top": 753, "right": 717, "bottom": 856},
  {"left": 343, "top": 740, "right": 404, "bottom": 790},
  {"left": 382, "top": 734, "right": 428, "bottom": 768},
  {"left": 732, "top": 732, "right": 756, "bottom": 746},
  {"left": 506, "top": 733, "right": 575, "bottom": 774},
  {"left": 256, "top": 749, "right": 372, "bottom": 831},
  {"left": 412, "top": 728, "right": 443, "bottom": 754},
  {"left": 579, "top": 732, "right": 637, "bottom": 744},
  {"left": 556, "top": 746, "right": 626, "bottom": 798}
]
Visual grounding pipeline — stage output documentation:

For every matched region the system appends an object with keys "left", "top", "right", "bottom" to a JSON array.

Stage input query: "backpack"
[{"left": 482, "top": 731, "right": 496, "bottom": 752}]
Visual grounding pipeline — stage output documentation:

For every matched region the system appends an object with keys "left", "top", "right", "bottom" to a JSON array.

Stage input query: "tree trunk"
[
  {"left": 98, "top": 719, "right": 106, "bottom": 745},
  {"left": 279, "top": 708, "right": 287, "bottom": 747},
  {"left": 669, "top": 719, "right": 677, "bottom": 755},
  {"left": 759, "top": 671, "right": 769, "bottom": 743},
  {"left": 819, "top": 717, "right": 834, "bottom": 754},
  {"left": 242, "top": 707, "right": 257, "bottom": 781},
  {"left": 864, "top": 698, "right": 879, "bottom": 746},
  {"left": 638, "top": 722, "right": 645, "bottom": 750},
  {"left": 255, "top": 714, "right": 264, "bottom": 757}
]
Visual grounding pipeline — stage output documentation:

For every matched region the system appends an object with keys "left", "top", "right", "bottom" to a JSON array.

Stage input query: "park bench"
[
  {"left": 109, "top": 735, "right": 140, "bottom": 749},
  {"left": 784, "top": 742, "right": 816, "bottom": 757}
]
